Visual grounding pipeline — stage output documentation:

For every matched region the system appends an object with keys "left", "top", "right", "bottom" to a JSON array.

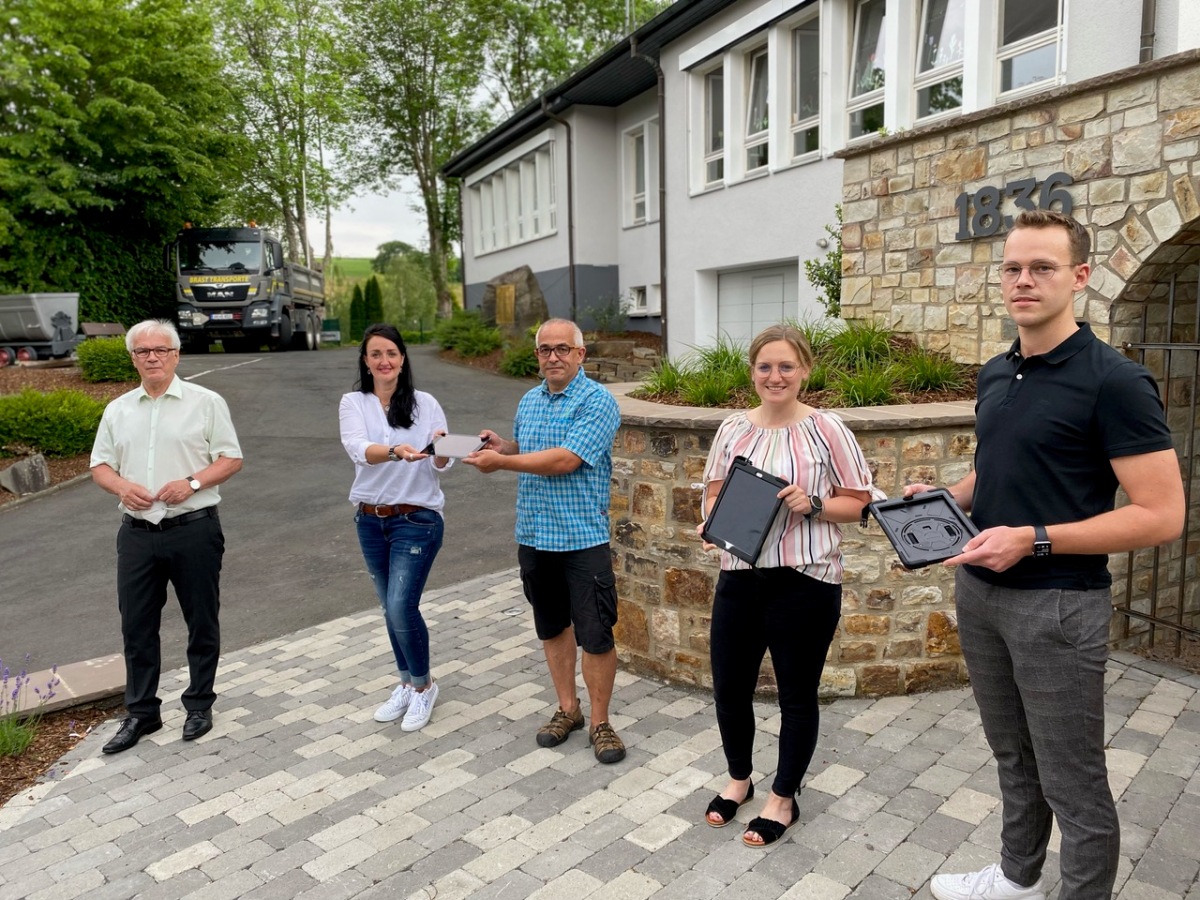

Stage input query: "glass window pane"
[
  {"left": 918, "top": 76, "right": 962, "bottom": 116},
  {"left": 706, "top": 71, "right": 724, "bottom": 153},
  {"left": 746, "top": 142, "right": 768, "bottom": 171},
  {"left": 1002, "top": 0, "right": 1058, "bottom": 46},
  {"left": 706, "top": 158, "right": 724, "bottom": 183},
  {"left": 1001, "top": 42, "right": 1056, "bottom": 91},
  {"left": 746, "top": 50, "right": 769, "bottom": 136},
  {"left": 792, "top": 19, "right": 819, "bottom": 124},
  {"left": 849, "top": 102, "right": 885, "bottom": 138},
  {"left": 920, "top": 0, "right": 965, "bottom": 72},
  {"left": 634, "top": 133, "right": 645, "bottom": 194},
  {"left": 792, "top": 126, "right": 819, "bottom": 157},
  {"left": 851, "top": 0, "right": 886, "bottom": 97}
]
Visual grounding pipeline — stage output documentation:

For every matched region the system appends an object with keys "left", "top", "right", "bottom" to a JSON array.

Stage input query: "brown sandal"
[{"left": 536, "top": 702, "right": 584, "bottom": 747}]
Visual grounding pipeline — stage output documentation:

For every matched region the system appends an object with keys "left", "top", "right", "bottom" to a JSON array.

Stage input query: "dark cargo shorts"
[{"left": 517, "top": 543, "right": 617, "bottom": 654}]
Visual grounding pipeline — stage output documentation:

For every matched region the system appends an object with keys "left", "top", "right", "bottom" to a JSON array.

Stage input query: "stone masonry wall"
[{"left": 610, "top": 389, "right": 976, "bottom": 698}]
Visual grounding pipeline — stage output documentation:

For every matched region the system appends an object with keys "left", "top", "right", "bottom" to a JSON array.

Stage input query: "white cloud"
[{"left": 309, "top": 179, "right": 430, "bottom": 259}]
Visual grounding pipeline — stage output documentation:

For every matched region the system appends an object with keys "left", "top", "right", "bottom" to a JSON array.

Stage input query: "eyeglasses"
[
  {"left": 534, "top": 344, "right": 580, "bottom": 358},
  {"left": 754, "top": 363, "right": 800, "bottom": 376},
  {"left": 130, "top": 347, "right": 177, "bottom": 359},
  {"left": 999, "top": 263, "right": 1077, "bottom": 283}
]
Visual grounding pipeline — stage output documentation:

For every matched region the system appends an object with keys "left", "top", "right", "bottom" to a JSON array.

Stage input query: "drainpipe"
[
  {"left": 630, "top": 35, "right": 668, "bottom": 355},
  {"left": 541, "top": 96, "right": 577, "bottom": 322},
  {"left": 1140, "top": 0, "right": 1156, "bottom": 63}
]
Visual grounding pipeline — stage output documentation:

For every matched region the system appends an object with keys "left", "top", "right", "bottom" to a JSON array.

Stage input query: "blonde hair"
[{"left": 747, "top": 324, "right": 814, "bottom": 371}]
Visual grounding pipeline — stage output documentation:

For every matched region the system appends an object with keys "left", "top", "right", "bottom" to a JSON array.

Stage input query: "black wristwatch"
[
  {"left": 805, "top": 495, "right": 825, "bottom": 520},
  {"left": 1033, "top": 525, "right": 1052, "bottom": 557}
]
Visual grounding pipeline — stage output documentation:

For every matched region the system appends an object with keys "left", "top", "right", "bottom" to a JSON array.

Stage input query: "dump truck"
[
  {"left": 164, "top": 225, "right": 325, "bottom": 353},
  {"left": 0, "top": 293, "right": 82, "bottom": 367}
]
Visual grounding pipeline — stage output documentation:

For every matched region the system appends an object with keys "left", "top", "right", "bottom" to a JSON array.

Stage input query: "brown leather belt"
[{"left": 359, "top": 502, "right": 425, "bottom": 517}]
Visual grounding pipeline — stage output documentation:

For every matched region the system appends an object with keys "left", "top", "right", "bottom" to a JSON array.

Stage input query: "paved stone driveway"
[{"left": 1, "top": 570, "right": 1197, "bottom": 899}]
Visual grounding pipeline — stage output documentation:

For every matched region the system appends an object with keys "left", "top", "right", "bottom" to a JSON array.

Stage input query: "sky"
[{"left": 309, "top": 177, "right": 431, "bottom": 260}]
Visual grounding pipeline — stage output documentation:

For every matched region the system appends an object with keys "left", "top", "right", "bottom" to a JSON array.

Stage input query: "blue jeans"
[{"left": 355, "top": 508, "right": 444, "bottom": 687}]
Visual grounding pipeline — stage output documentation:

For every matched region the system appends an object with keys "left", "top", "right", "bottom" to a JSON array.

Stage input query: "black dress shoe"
[
  {"left": 102, "top": 715, "right": 163, "bottom": 754},
  {"left": 182, "top": 709, "right": 213, "bottom": 741}
]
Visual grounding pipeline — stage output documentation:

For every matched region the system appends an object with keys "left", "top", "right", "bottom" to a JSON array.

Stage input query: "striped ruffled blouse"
[{"left": 703, "top": 410, "right": 877, "bottom": 583}]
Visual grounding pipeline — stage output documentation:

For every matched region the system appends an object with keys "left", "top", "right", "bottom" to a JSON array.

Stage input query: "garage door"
[{"left": 717, "top": 265, "right": 801, "bottom": 347}]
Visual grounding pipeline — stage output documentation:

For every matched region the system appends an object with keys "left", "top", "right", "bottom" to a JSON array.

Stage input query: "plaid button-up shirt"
[{"left": 513, "top": 368, "right": 620, "bottom": 551}]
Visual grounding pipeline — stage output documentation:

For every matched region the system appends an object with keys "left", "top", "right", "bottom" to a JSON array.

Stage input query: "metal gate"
[{"left": 1116, "top": 270, "right": 1200, "bottom": 655}]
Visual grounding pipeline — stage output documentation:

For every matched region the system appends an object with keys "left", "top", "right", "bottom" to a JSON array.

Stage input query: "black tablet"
[
  {"left": 867, "top": 489, "right": 978, "bottom": 569},
  {"left": 701, "top": 456, "right": 788, "bottom": 565}
]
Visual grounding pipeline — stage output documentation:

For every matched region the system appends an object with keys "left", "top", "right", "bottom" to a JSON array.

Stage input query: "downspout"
[
  {"left": 541, "top": 96, "right": 577, "bottom": 321},
  {"left": 1140, "top": 0, "right": 1157, "bottom": 63},
  {"left": 630, "top": 36, "right": 668, "bottom": 354}
]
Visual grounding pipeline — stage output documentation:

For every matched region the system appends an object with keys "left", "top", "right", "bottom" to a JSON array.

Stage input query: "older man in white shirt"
[{"left": 90, "top": 320, "right": 242, "bottom": 753}]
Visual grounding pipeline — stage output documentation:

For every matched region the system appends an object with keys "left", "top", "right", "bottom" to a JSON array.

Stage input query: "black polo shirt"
[{"left": 966, "top": 323, "right": 1173, "bottom": 590}]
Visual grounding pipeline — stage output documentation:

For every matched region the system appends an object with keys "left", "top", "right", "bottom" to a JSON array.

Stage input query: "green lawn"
[{"left": 329, "top": 258, "right": 373, "bottom": 280}]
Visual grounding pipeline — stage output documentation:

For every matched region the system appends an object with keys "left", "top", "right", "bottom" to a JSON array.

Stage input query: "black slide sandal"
[
  {"left": 704, "top": 782, "right": 755, "bottom": 828},
  {"left": 742, "top": 796, "right": 799, "bottom": 847}
]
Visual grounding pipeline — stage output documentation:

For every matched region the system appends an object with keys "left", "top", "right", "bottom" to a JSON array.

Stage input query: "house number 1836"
[{"left": 954, "top": 172, "right": 1074, "bottom": 240}]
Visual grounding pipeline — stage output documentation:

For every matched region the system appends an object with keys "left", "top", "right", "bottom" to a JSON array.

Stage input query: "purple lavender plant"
[{"left": 0, "top": 655, "right": 63, "bottom": 757}]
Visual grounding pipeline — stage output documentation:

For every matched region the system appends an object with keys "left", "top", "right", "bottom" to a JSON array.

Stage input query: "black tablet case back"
[
  {"left": 702, "top": 457, "right": 788, "bottom": 565},
  {"left": 867, "top": 489, "right": 978, "bottom": 569}
]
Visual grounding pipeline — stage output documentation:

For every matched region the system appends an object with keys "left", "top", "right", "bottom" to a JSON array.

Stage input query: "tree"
[
  {"left": 344, "top": 0, "right": 491, "bottom": 320},
  {"left": 371, "top": 241, "right": 417, "bottom": 274},
  {"left": 213, "top": 0, "right": 357, "bottom": 266},
  {"left": 364, "top": 275, "right": 384, "bottom": 325},
  {"left": 481, "top": 0, "right": 673, "bottom": 114},
  {"left": 804, "top": 206, "right": 843, "bottom": 318},
  {"left": 382, "top": 253, "right": 437, "bottom": 333},
  {"left": 0, "top": 0, "right": 246, "bottom": 322},
  {"left": 349, "top": 283, "right": 366, "bottom": 342}
]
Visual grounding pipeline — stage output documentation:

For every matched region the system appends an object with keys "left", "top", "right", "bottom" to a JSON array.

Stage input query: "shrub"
[
  {"left": 681, "top": 369, "right": 744, "bottom": 407},
  {"left": 0, "top": 389, "right": 106, "bottom": 457},
  {"left": 894, "top": 347, "right": 965, "bottom": 392},
  {"left": 400, "top": 330, "right": 432, "bottom": 345},
  {"left": 831, "top": 364, "right": 896, "bottom": 407},
  {"left": 76, "top": 337, "right": 138, "bottom": 383},
  {"left": 586, "top": 294, "right": 630, "bottom": 334},
  {"left": 499, "top": 341, "right": 540, "bottom": 377},
  {"left": 641, "top": 358, "right": 685, "bottom": 396},
  {"left": 825, "top": 319, "right": 893, "bottom": 369},
  {"left": 434, "top": 309, "right": 502, "bottom": 356},
  {"left": 805, "top": 361, "right": 834, "bottom": 392},
  {"left": 803, "top": 205, "right": 842, "bottom": 318}
]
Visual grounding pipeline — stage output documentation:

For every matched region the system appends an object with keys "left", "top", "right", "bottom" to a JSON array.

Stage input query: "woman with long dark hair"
[{"left": 339, "top": 324, "right": 450, "bottom": 731}]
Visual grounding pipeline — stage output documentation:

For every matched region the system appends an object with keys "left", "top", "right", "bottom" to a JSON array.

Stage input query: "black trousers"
[
  {"left": 710, "top": 567, "right": 841, "bottom": 798},
  {"left": 116, "top": 513, "right": 224, "bottom": 717}
]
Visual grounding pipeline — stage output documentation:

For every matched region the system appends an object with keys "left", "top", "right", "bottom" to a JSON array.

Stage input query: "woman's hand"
[
  {"left": 778, "top": 484, "right": 814, "bottom": 516},
  {"left": 695, "top": 521, "right": 718, "bottom": 553},
  {"left": 393, "top": 444, "right": 429, "bottom": 463}
]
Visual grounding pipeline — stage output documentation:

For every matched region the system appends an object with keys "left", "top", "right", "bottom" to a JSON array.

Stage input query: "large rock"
[
  {"left": 479, "top": 266, "right": 549, "bottom": 336},
  {"left": 0, "top": 453, "right": 51, "bottom": 495}
]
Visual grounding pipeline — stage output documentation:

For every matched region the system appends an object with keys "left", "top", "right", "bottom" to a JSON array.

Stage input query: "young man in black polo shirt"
[{"left": 909, "top": 210, "right": 1184, "bottom": 900}]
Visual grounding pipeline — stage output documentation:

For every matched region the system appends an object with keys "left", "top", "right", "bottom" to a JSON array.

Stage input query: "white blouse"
[{"left": 339, "top": 390, "right": 450, "bottom": 513}]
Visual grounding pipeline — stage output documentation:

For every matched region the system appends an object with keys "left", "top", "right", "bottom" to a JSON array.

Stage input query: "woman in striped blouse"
[{"left": 698, "top": 323, "right": 877, "bottom": 848}]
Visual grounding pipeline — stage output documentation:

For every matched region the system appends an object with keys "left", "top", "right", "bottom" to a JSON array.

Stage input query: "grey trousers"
[{"left": 955, "top": 567, "right": 1119, "bottom": 900}]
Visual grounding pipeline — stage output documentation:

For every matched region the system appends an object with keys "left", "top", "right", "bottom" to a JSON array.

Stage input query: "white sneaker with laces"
[
  {"left": 931, "top": 864, "right": 1045, "bottom": 900},
  {"left": 374, "top": 683, "right": 414, "bottom": 723},
  {"left": 401, "top": 682, "right": 439, "bottom": 731}
]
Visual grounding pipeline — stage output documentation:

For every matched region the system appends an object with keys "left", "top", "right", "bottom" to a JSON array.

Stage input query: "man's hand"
[
  {"left": 903, "top": 483, "right": 936, "bottom": 498},
  {"left": 462, "top": 448, "right": 505, "bottom": 473},
  {"left": 943, "top": 525, "right": 1035, "bottom": 571},
  {"left": 155, "top": 479, "right": 197, "bottom": 507},
  {"left": 477, "top": 429, "right": 512, "bottom": 454},
  {"left": 121, "top": 481, "right": 158, "bottom": 511}
]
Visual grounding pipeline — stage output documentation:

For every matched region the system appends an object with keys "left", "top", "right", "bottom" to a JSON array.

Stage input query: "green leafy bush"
[
  {"left": 400, "top": 330, "right": 433, "bottom": 345},
  {"left": 825, "top": 319, "right": 893, "bottom": 369},
  {"left": 435, "top": 309, "right": 502, "bottom": 357},
  {"left": 641, "top": 358, "right": 685, "bottom": 396},
  {"left": 894, "top": 348, "right": 964, "bottom": 392},
  {"left": 803, "top": 206, "right": 842, "bottom": 318},
  {"left": 499, "top": 341, "right": 540, "bottom": 377},
  {"left": 76, "top": 337, "right": 138, "bottom": 383},
  {"left": 0, "top": 389, "right": 106, "bottom": 457},
  {"left": 831, "top": 364, "right": 896, "bottom": 407}
]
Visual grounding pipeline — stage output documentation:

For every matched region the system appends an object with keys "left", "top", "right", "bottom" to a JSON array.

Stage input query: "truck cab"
[{"left": 165, "top": 225, "right": 324, "bottom": 353}]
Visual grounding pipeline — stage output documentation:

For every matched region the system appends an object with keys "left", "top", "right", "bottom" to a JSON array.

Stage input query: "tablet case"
[
  {"left": 867, "top": 489, "right": 978, "bottom": 569},
  {"left": 701, "top": 456, "right": 788, "bottom": 565}
]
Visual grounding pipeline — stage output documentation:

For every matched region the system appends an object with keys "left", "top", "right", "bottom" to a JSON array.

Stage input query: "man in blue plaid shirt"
[{"left": 465, "top": 319, "right": 625, "bottom": 763}]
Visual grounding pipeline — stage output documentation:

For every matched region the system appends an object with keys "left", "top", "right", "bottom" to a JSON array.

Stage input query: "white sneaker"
[
  {"left": 374, "top": 683, "right": 414, "bottom": 723},
  {"left": 931, "top": 864, "right": 1045, "bottom": 900},
  {"left": 401, "top": 682, "right": 438, "bottom": 731}
]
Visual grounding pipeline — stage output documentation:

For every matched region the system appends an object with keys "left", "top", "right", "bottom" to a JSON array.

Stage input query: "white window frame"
[
  {"left": 627, "top": 284, "right": 661, "bottom": 318},
  {"left": 914, "top": 0, "right": 965, "bottom": 120},
  {"left": 702, "top": 67, "right": 725, "bottom": 187},
  {"left": 789, "top": 14, "right": 820, "bottom": 163},
  {"left": 996, "top": 0, "right": 1062, "bottom": 100},
  {"left": 467, "top": 139, "right": 557, "bottom": 257},
  {"left": 847, "top": 0, "right": 887, "bottom": 141},
  {"left": 623, "top": 118, "right": 659, "bottom": 227},
  {"left": 744, "top": 45, "right": 770, "bottom": 173}
]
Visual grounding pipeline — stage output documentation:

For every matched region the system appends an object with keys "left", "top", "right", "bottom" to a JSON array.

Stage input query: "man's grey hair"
[
  {"left": 125, "top": 320, "right": 182, "bottom": 352},
  {"left": 535, "top": 318, "right": 584, "bottom": 347}
]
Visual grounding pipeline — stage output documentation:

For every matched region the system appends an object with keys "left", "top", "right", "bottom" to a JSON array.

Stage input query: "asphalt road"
[{"left": 0, "top": 343, "right": 532, "bottom": 673}]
